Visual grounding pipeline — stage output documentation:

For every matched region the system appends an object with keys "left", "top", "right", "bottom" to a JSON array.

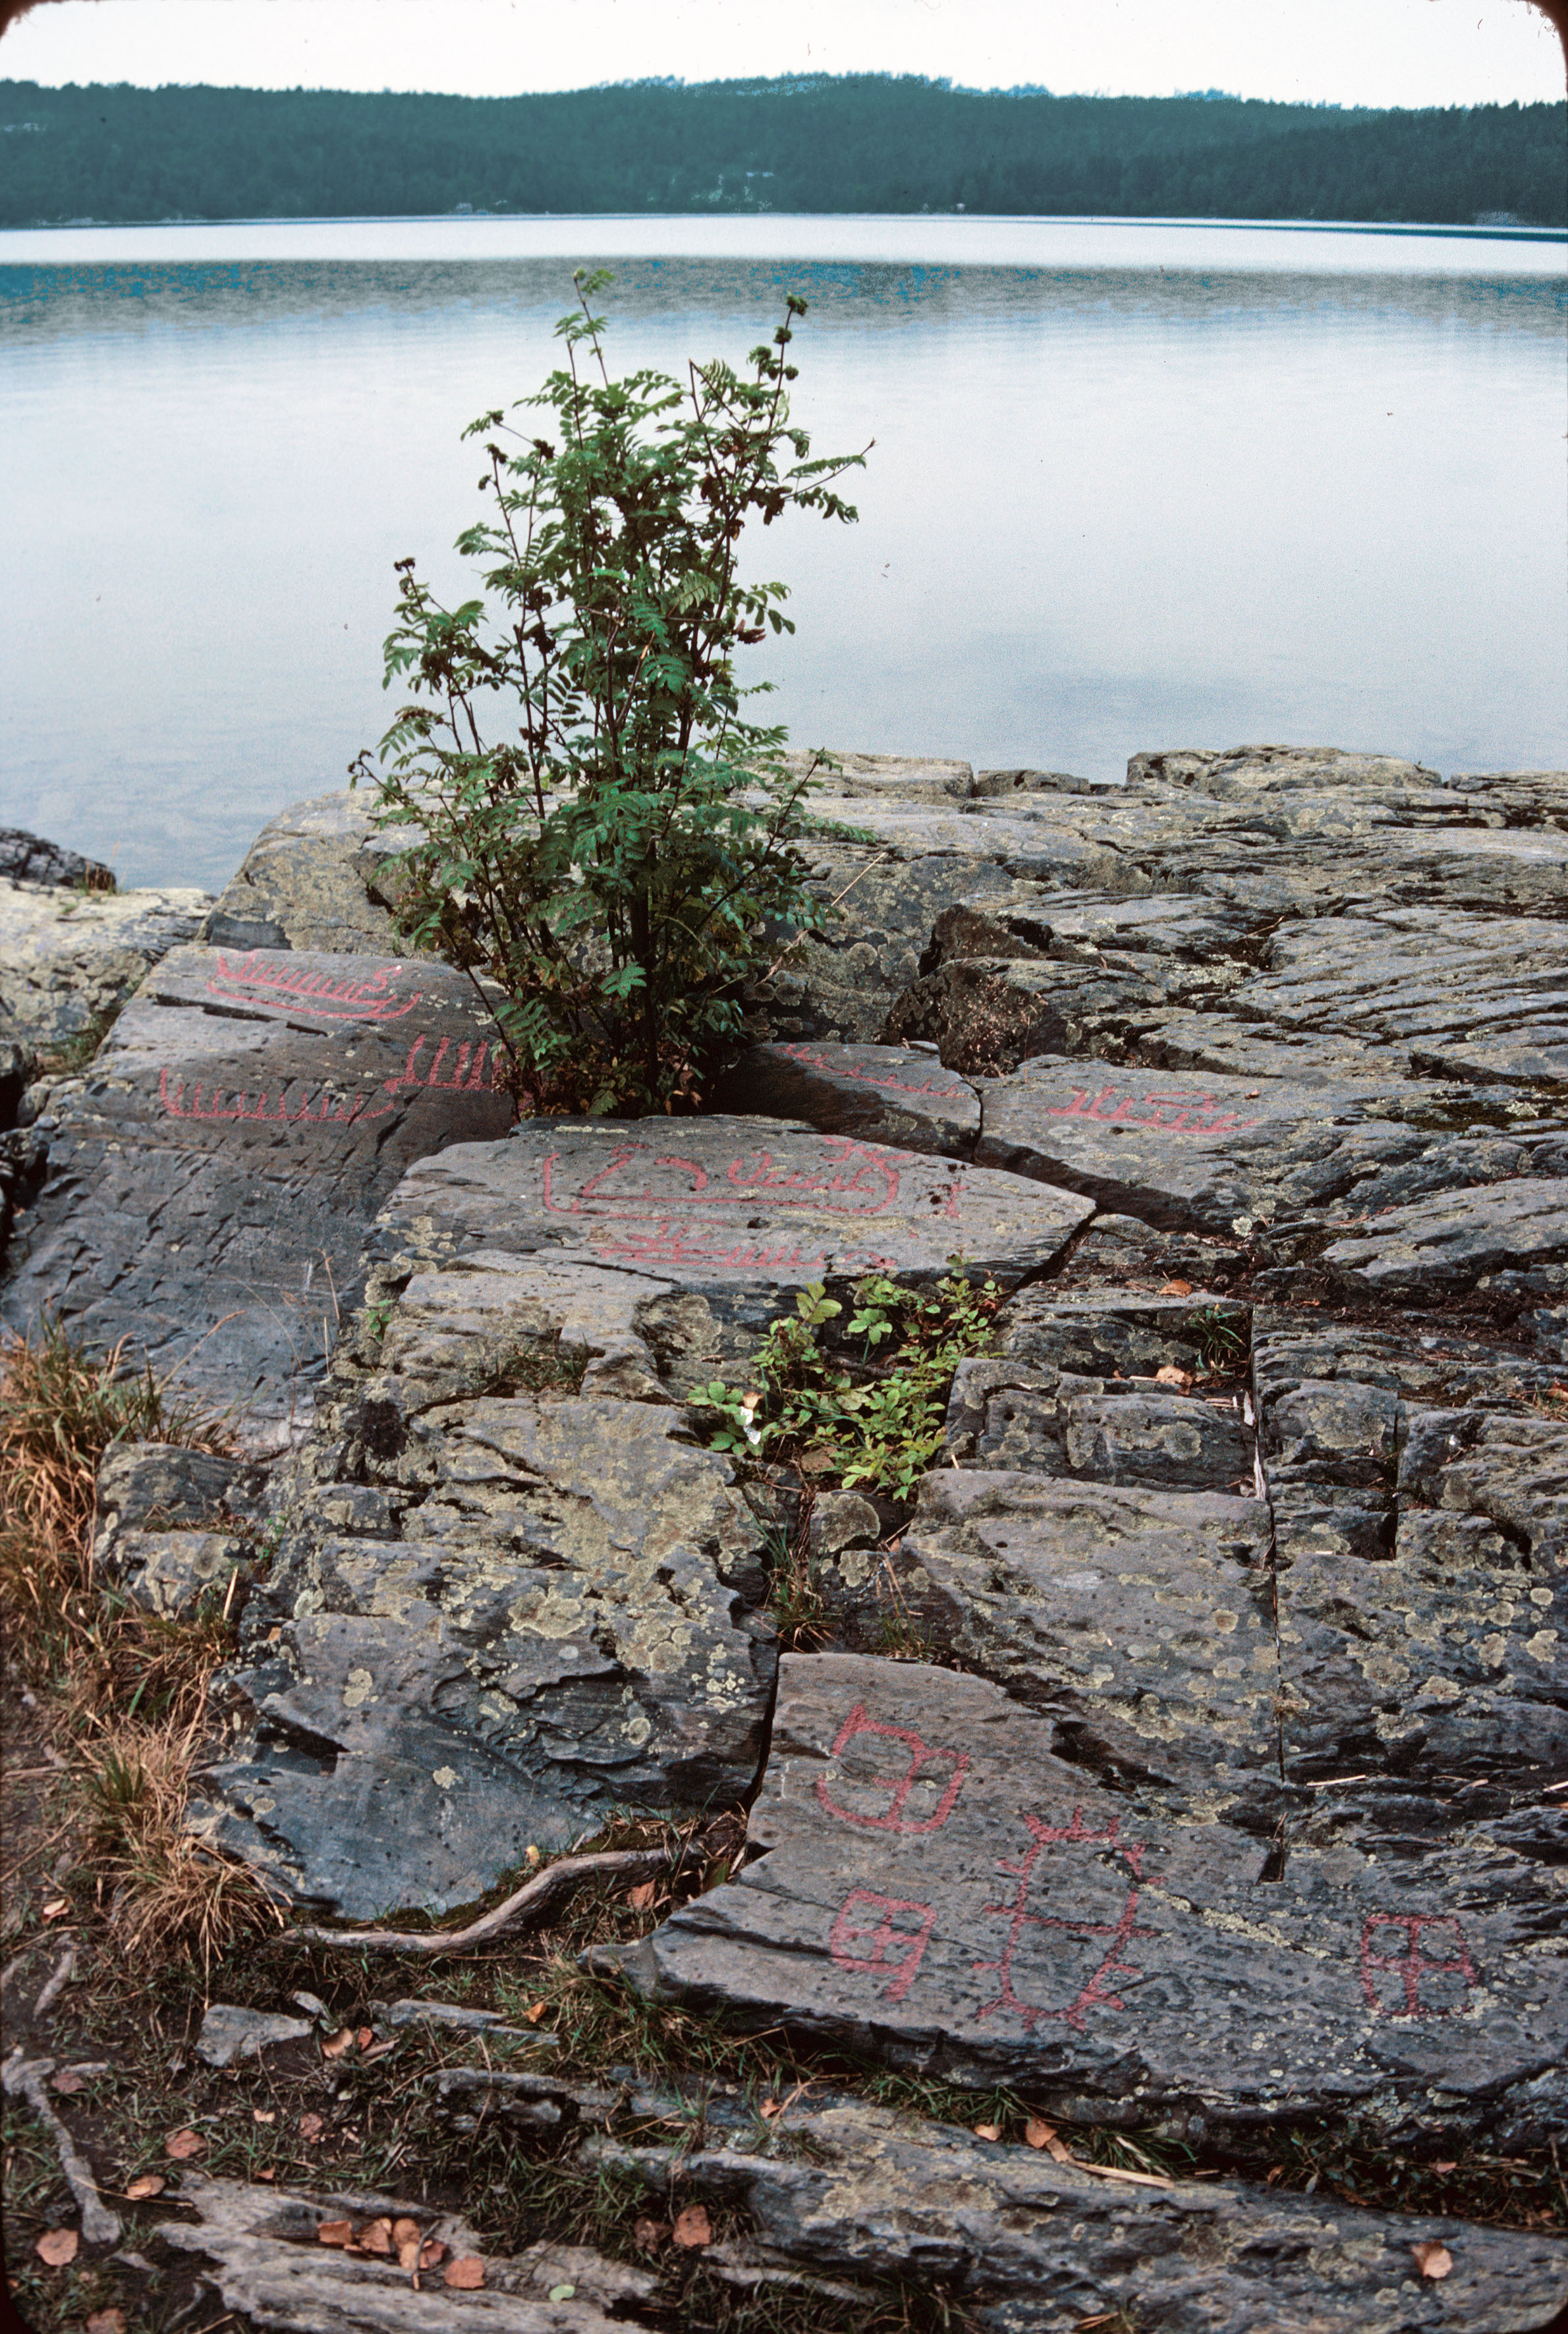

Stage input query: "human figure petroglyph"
[{"left": 973, "top": 1811, "right": 1156, "bottom": 2034}]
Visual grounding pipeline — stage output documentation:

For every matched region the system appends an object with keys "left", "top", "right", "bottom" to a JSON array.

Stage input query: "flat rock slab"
[
  {"left": 0, "top": 875, "right": 211, "bottom": 1051},
  {"left": 974, "top": 1055, "right": 1564, "bottom": 1248},
  {"left": 994, "top": 1287, "right": 1252, "bottom": 1377},
  {"left": 1234, "top": 906, "right": 1568, "bottom": 1060},
  {"left": 644, "top": 1655, "right": 1567, "bottom": 2143},
  {"left": 1251, "top": 1322, "right": 1568, "bottom": 1823},
  {"left": 3, "top": 943, "right": 509, "bottom": 1420},
  {"left": 618, "top": 2092, "right": 1568, "bottom": 2334},
  {"left": 376, "top": 1119, "right": 1091, "bottom": 1314},
  {"left": 203, "top": 788, "right": 403, "bottom": 952},
  {"left": 713, "top": 1040, "right": 981, "bottom": 1157},
  {"left": 208, "top": 1389, "right": 776, "bottom": 1918},
  {"left": 1323, "top": 1177, "right": 1568, "bottom": 1301},
  {"left": 897, "top": 1473, "right": 1277, "bottom": 1823},
  {"left": 941, "top": 1360, "right": 1254, "bottom": 1492}
]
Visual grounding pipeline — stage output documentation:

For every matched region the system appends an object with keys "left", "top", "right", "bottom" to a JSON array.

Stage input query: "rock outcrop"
[{"left": 7, "top": 748, "right": 1567, "bottom": 2327}]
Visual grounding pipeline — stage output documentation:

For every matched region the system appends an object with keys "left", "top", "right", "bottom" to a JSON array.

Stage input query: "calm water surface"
[{"left": 3, "top": 215, "right": 1564, "bottom": 892}]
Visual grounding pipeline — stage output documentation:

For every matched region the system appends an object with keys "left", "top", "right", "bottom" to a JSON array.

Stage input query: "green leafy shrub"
[
  {"left": 691, "top": 1269, "right": 1001, "bottom": 1502},
  {"left": 352, "top": 272, "right": 865, "bottom": 1117}
]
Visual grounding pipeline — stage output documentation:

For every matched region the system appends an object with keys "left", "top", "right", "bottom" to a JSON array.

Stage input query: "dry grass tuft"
[
  {"left": 76, "top": 1713, "right": 285, "bottom": 1971},
  {"left": 1, "top": 1316, "right": 274, "bottom": 1971},
  {"left": 0, "top": 1314, "right": 230, "bottom": 1683}
]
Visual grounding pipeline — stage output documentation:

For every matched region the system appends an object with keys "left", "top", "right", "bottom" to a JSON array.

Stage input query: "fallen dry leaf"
[
  {"left": 672, "top": 2204, "right": 713, "bottom": 2249},
  {"left": 1157, "top": 1279, "right": 1194, "bottom": 1297},
  {"left": 358, "top": 2219, "right": 393, "bottom": 2256},
  {"left": 524, "top": 2000, "right": 548, "bottom": 2024},
  {"left": 42, "top": 1897, "right": 70, "bottom": 1920},
  {"left": 760, "top": 2098, "right": 783, "bottom": 2121},
  {"left": 1412, "top": 2241, "right": 1454, "bottom": 2281},
  {"left": 34, "top": 2228, "right": 78, "bottom": 2267},
  {"left": 317, "top": 2219, "right": 355, "bottom": 2249},
  {"left": 360, "top": 2036, "right": 397, "bottom": 2061},
  {"left": 973, "top": 2123, "right": 1001, "bottom": 2142},
  {"left": 298, "top": 2112, "right": 326, "bottom": 2142},
  {"left": 125, "top": 2174, "right": 166, "bottom": 2201},
  {"left": 1154, "top": 1364, "right": 1194, "bottom": 1390},
  {"left": 1023, "top": 2118, "right": 1055, "bottom": 2150},
  {"left": 444, "top": 2255, "right": 485, "bottom": 2290},
  {"left": 627, "top": 1880, "right": 657, "bottom": 1910},
  {"left": 634, "top": 2217, "right": 669, "bottom": 2250},
  {"left": 1433, "top": 2161, "right": 1458, "bottom": 2175},
  {"left": 86, "top": 2311, "right": 127, "bottom": 2334},
  {"left": 322, "top": 2026, "right": 356, "bottom": 2058},
  {"left": 50, "top": 2069, "right": 84, "bottom": 2094},
  {"left": 256, "top": 2168, "right": 276, "bottom": 2182},
  {"left": 252, "top": 2109, "right": 277, "bottom": 2125},
  {"left": 164, "top": 2128, "right": 205, "bottom": 2161}
]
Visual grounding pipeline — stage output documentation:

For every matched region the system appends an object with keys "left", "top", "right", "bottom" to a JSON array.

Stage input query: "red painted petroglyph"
[
  {"left": 974, "top": 1810, "right": 1156, "bottom": 2034},
  {"left": 205, "top": 953, "right": 423, "bottom": 1023},
  {"left": 584, "top": 1221, "right": 831, "bottom": 1273},
  {"left": 828, "top": 1888, "right": 937, "bottom": 2003},
  {"left": 1359, "top": 1914, "right": 1476, "bottom": 2018},
  {"left": 158, "top": 1068, "right": 397, "bottom": 1128},
  {"left": 816, "top": 1704, "right": 971, "bottom": 1834},
  {"left": 1044, "top": 1084, "right": 1261, "bottom": 1136},
  {"left": 540, "top": 1139, "right": 911, "bottom": 1222},
  {"left": 381, "top": 1035, "right": 504, "bottom": 1095},
  {"left": 778, "top": 1042, "right": 957, "bottom": 1101},
  {"left": 155, "top": 1031, "right": 502, "bottom": 1129}
]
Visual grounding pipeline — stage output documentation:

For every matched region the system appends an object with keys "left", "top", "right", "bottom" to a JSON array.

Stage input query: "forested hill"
[{"left": 1, "top": 76, "right": 1563, "bottom": 231}]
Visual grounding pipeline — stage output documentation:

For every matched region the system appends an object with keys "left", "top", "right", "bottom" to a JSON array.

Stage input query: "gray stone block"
[{"left": 642, "top": 1655, "right": 1568, "bottom": 2144}]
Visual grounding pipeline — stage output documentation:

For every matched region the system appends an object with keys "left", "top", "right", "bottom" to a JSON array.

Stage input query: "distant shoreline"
[
  {"left": 5, "top": 78, "right": 1561, "bottom": 235},
  {"left": 4, "top": 211, "right": 1564, "bottom": 245}
]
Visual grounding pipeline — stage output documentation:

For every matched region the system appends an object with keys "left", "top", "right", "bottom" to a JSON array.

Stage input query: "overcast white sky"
[{"left": 1, "top": 0, "right": 1563, "bottom": 108}]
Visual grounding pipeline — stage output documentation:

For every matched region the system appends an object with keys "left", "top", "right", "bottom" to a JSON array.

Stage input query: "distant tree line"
[{"left": 1, "top": 75, "right": 1563, "bottom": 230}]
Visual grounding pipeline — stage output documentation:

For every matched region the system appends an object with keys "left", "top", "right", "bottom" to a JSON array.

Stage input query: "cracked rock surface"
[{"left": 9, "top": 750, "right": 1567, "bottom": 2327}]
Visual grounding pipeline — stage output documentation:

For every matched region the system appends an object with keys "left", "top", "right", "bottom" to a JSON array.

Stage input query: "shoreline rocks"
[{"left": 7, "top": 746, "right": 1567, "bottom": 2327}]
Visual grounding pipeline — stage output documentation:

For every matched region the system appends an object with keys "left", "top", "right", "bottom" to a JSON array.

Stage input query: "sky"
[{"left": 1, "top": 0, "right": 1563, "bottom": 109}]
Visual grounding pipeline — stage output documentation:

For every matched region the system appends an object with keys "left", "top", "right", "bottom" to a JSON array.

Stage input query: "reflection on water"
[{"left": 2, "top": 219, "right": 1564, "bottom": 891}]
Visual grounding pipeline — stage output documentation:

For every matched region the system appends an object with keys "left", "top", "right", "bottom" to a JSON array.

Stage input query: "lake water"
[{"left": 2, "top": 214, "right": 1564, "bottom": 893}]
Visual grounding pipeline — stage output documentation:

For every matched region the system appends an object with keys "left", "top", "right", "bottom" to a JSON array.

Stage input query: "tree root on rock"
[{"left": 291, "top": 1843, "right": 699, "bottom": 1957}]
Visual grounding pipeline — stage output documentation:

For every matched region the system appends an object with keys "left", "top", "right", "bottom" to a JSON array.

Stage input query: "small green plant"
[
  {"left": 1186, "top": 1305, "right": 1248, "bottom": 1376},
  {"left": 691, "top": 1269, "right": 1001, "bottom": 1502},
  {"left": 352, "top": 271, "right": 866, "bottom": 1117}
]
